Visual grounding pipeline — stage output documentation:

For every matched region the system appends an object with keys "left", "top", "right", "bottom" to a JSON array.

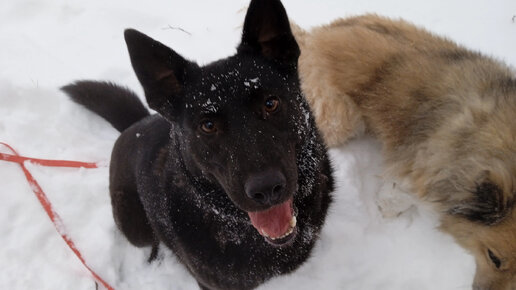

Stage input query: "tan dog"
[{"left": 293, "top": 15, "right": 516, "bottom": 289}]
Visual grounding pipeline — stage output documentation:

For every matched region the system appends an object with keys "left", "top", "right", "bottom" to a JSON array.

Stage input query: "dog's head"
[
  {"left": 433, "top": 87, "right": 516, "bottom": 289},
  {"left": 124, "top": 0, "right": 325, "bottom": 246},
  {"left": 438, "top": 161, "right": 516, "bottom": 288},
  {"left": 442, "top": 208, "right": 516, "bottom": 289}
]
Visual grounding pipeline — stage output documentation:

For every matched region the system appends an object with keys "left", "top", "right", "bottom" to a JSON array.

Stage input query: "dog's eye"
[
  {"left": 264, "top": 97, "right": 280, "bottom": 113},
  {"left": 200, "top": 120, "right": 217, "bottom": 134},
  {"left": 488, "top": 249, "right": 502, "bottom": 269}
]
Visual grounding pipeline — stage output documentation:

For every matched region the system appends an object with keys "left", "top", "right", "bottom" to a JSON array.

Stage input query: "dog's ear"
[
  {"left": 449, "top": 180, "right": 513, "bottom": 225},
  {"left": 124, "top": 29, "right": 198, "bottom": 117},
  {"left": 238, "top": 0, "right": 300, "bottom": 66}
]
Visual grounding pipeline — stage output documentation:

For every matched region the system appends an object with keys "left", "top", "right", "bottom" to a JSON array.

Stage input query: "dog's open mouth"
[{"left": 247, "top": 198, "right": 297, "bottom": 246}]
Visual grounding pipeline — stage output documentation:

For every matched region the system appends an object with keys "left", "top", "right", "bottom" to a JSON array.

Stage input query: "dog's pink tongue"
[{"left": 247, "top": 198, "right": 293, "bottom": 239}]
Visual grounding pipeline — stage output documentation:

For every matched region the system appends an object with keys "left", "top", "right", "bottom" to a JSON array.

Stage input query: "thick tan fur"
[{"left": 293, "top": 15, "right": 516, "bottom": 289}]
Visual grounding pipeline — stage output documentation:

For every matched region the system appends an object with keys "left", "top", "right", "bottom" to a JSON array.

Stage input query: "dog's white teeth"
[
  {"left": 283, "top": 227, "right": 294, "bottom": 238},
  {"left": 274, "top": 227, "right": 295, "bottom": 240},
  {"left": 290, "top": 216, "right": 297, "bottom": 228},
  {"left": 262, "top": 217, "right": 297, "bottom": 240}
]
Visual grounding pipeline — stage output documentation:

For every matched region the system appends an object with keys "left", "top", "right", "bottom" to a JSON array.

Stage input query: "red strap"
[
  {"left": 0, "top": 142, "right": 114, "bottom": 290},
  {"left": 0, "top": 152, "right": 98, "bottom": 168}
]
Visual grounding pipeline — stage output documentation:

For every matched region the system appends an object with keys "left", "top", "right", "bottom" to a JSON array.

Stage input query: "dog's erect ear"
[
  {"left": 449, "top": 180, "right": 513, "bottom": 225},
  {"left": 238, "top": 0, "right": 300, "bottom": 66},
  {"left": 124, "top": 29, "right": 198, "bottom": 117}
]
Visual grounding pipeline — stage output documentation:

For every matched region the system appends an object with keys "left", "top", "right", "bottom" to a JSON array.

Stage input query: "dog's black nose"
[{"left": 245, "top": 169, "right": 287, "bottom": 205}]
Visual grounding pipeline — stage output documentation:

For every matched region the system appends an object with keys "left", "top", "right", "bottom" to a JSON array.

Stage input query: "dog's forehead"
[
  {"left": 200, "top": 57, "right": 282, "bottom": 89},
  {"left": 186, "top": 57, "right": 289, "bottom": 113},
  {"left": 201, "top": 66, "right": 262, "bottom": 95}
]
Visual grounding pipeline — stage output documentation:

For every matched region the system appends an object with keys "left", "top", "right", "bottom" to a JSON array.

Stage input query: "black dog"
[{"left": 63, "top": 0, "right": 333, "bottom": 289}]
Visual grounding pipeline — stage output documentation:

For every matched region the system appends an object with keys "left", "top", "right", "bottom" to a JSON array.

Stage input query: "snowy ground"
[{"left": 1, "top": 0, "right": 515, "bottom": 289}]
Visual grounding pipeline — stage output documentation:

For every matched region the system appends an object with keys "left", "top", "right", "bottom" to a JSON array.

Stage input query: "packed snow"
[{"left": 1, "top": 0, "right": 515, "bottom": 289}]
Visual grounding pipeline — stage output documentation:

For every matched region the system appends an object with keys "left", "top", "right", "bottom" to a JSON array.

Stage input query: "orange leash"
[{"left": 0, "top": 142, "right": 114, "bottom": 290}]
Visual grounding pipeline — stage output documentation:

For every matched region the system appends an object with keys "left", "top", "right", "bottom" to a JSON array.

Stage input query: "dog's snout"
[{"left": 245, "top": 170, "right": 287, "bottom": 205}]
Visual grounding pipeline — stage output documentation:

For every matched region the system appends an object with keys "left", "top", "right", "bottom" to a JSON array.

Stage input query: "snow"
[{"left": 1, "top": 0, "right": 515, "bottom": 289}]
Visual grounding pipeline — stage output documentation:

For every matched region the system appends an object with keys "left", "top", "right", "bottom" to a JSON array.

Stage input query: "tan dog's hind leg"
[
  {"left": 293, "top": 22, "right": 365, "bottom": 147},
  {"left": 304, "top": 88, "right": 365, "bottom": 147}
]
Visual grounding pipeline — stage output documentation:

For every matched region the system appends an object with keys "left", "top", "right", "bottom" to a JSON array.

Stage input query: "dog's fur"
[
  {"left": 293, "top": 15, "right": 516, "bottom": 289},
  {"left": 62, "top": 1, "right": 333, "bottom": 289}
]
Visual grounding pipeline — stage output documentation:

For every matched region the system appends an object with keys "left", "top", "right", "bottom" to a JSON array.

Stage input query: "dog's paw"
[{"left": 376, "top": 181, "right": 416, "bottom": 218}]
